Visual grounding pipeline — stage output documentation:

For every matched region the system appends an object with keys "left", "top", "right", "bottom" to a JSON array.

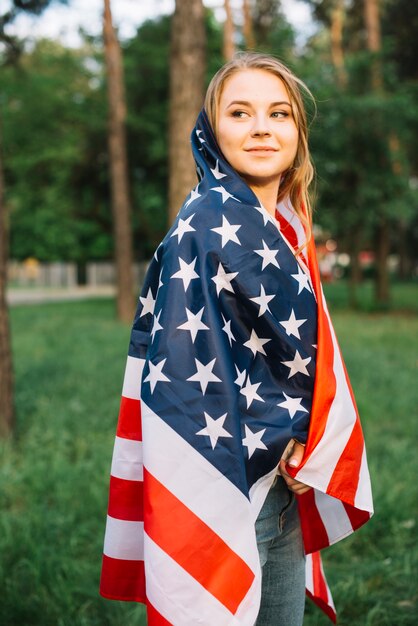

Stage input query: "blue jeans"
[{"left": 255, "top": 476, "right": 305, "bottom": 626}]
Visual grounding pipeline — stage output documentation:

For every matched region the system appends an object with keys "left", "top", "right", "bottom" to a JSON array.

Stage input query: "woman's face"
[{"left": 216, "top": 69, "right": 299, "bottom": 190}]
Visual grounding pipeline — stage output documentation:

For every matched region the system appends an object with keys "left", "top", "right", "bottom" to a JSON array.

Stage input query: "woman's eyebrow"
[{"left": 226, "top": 100, "right": 292, "bottom": 108}]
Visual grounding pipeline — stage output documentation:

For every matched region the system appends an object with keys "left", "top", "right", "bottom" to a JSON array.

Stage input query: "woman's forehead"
[{"left": 220, "top": 69, "right": 291, "bottom": 104}]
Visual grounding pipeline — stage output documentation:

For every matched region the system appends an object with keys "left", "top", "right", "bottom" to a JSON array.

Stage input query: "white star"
[
  {"left": 196, "top": 412, "right": 232, "bottom": 450},
  {"left": 243, "top": 329, "right": 271, "bottom": 357},
  {"left": 240, "top": 375, "right": 265, "bottom": 408},
  {"left": 143, "top": 358, "right": 170, "bottom": 393},
  {"left": 221, "top": 314, "right": 235, "bottom": 346},
  {"left": 158, "top": 268, "right": 163, "bottom": 290},
  {"left": 254, "top": 240, "right": 280, "bottom": 270},
  {"left": 171, "top": 214, "right": 196, "bottom": 243},
  {"left": 281, "top": 350, "right": 311, "bottom": 378},
  {"left": 291, "top": 265, "right": 312, "bottom": 295},
  {"left": 250, "top": 285, "right": 275, "bottom": 317},
  {"left": 177, "top": 307, "right": 209, "bottom": 343},
  {"left": 139, "top": 287, "right": 156, "bottom": 317},
  {"left": 187, "top": 358, "right": 222, "bottom": 394},
  {"left": 154, "top": 243, "right": 162, "bottom": 261},
  {"left": 234, "top": 365, "right": 246, "bottom": 387},
  {"left": 196, "top": 129, "right": 206, "bottom": 144},
  {"left": 210, "top": 185, "right": 240, "bottom": 205},
  {"left": 210, "top": 159, "right": 227, "bottom": 180},
  {"left": 278, "top": 392, "right": 308, "bottom": 419},
  {"left": 184, "top": 185, "right": 201, "bottom": 209},
  {"left": 211, "top": 262, "right": 238, "bottom": 296},
  {"left": 171, "top": 257, "right": 199, "bottom": 291},
  {"left": 242, "top": 425, "right": 268, "bottom": 459},
  {"left": 279, "top": 308, "right": 307, "bottom": 339},
  {"left": 211, "top": 215, "right": 241, "bottom": 248},
  {"left": 150, "top": 310, "right": 163, "bottom": 343},
  {"left": 253, "top": 204, "right": 270, "bottom": 226}
]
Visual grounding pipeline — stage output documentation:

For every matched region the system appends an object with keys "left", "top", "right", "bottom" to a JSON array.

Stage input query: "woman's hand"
[{"left": 279, "top": 440, "right": 312, "bottom": 495}]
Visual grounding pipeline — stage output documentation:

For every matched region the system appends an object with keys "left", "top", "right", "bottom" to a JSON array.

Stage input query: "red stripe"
[
  {"left": 297, "top": 489, "right": 329, "bottom": 554},
  {"left": 116, "top": 396, "right": 142, "bottom": 440},
  {"left": 147, "top": 601, "right": 173, "bottom": 626},
  {"left": 275, "top": 209, "right": 299, "bottom": 251},
  {"left": 100, "top": 554, "right": 145, "bottom": 602},
  {"left": 143, "top": 468, "right": 255, "bottom": 614},
  {"left": 108, "top": 475, "right": 144, "bottom": 522},
  {"left": 343, "top": 502, "right": 371, "bottom": 531},
  {"left": 306, "top": 589, "right": 337, "bottom": 624},
  {"left": 306, "top": 552, "right": 337, "bottom": 623},
  {"left": 327, "top": 419, "right": 364, "bottom": 504}
]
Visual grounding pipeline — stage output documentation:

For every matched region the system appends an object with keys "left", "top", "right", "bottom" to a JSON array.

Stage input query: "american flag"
[{"left": 100, "top": 110, "right": 373, "bottom": 625}]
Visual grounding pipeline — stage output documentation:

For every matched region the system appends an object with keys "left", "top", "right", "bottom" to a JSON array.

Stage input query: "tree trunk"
[
  {"left": 330, "top": 0, "right": 347, "bottom": 88},
  {"left": 168, "top": 0, "right": 206, "bottom": 224},
  {"left": 243, "top": 0, "right": 255, "bottom": 51},
  {"left": 364, "top": 0, "right": 391, "bottom": 306},
  {"left": 348, "top": 226, "right": 363, "bottom": 309},
  {"left": 374, "top": 217, "right": 390, "bottom": 305},
  {"left": 223, "top": 0, "right": 236, "bottom": 61},
  {"left": 103, "top": 0, "right": 135, "bottom": 322},
  {"left": 0, "top": 127, "right": 14, "bottom": 437}
]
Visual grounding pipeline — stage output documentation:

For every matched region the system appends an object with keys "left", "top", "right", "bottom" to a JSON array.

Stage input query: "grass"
[{"left": 1, "top": 285, "right": 417, "bottom": 625}]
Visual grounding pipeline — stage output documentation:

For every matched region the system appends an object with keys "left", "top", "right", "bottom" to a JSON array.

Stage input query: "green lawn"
[{"left": 1, "top": 288, "right": 417, "bottom": 625}]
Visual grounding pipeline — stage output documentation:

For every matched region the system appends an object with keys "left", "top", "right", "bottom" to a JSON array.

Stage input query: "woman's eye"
[
  {"left": 271, "top": 111, "right": 288, "bottom": 118},
  {"left": 231, "top": 110, "right": 248, "bottom": 118}
]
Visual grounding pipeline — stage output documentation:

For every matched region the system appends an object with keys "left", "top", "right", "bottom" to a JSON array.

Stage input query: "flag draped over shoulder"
[{"left": 100, "top": 109, "right": 373, "bottom": 625}]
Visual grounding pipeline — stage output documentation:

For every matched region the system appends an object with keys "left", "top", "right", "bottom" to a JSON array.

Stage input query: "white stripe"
[
  {"left": 248, "top": 465, "right": 279, "bottom": 521},
  {"left": 141, "top": 400, "right": 261, "bottom": 573},
  {"left": 111, "top": 436, "right": 143, "bottom": 481},
  {"left": 355, "top": 446, "right": 374, "bottom": 512},
  {"left": 314, "top": 490, "right": 354, "bottom": 545},
  {"left": 122, "top": 356, "right": 145, "bottom": 400},
  {"left": 276, "top": 199, "right": 306, "bottom": 249},
  {"left": 103, "top": 515, "right": 144, "bottom": 560},
  {"left": 296, "top": 295, "right": 359, "bottom": 491},
  {"left": 144, "top": 534, "right": 260, "bottom": 626},
  {"left": 305, "top": 554, "right": 314, "bottom": 594}
]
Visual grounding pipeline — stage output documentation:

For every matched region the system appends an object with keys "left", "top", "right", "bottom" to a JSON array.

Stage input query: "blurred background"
[{"left": 0, "top": 1, "right": 417, "bottom": 625}]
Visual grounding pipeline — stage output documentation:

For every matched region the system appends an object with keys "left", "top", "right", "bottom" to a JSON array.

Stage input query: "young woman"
[{"left": 100, "top": 53, "right": 373, "bottom": 626}]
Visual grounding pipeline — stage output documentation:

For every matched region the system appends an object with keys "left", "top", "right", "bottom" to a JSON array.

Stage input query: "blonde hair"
[{"left": 204, "top": 52, "right": 315, "bottom": 244}]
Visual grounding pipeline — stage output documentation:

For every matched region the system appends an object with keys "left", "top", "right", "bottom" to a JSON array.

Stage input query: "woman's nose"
[{"left": 251, "top": 115, "right": 272, "bottom": 136}]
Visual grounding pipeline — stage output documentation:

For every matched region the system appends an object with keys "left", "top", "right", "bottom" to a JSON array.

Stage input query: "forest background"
[{"left": 0, "top": 1, "right": 417, "bottom": 625}]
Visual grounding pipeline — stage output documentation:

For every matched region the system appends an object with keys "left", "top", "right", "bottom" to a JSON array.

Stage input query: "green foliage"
[{"left": 1, "top": 293, "right": 417, "bottom": 624}]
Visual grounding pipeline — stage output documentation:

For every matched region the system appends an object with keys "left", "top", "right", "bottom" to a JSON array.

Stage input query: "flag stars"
[
  {"left": 171, "top": 214, "right": 196, "bottom": 243},
  {"left": 240, "top": 375, "right": 265, "bottom": 408},
  {"left": 177, "top": 307, "right": 209, "bottom": 343},
  {"left": 244, "top": 329, "right": 271, "bottom": 357},
  {"left": 234, "top": 365, "right": 246, "bottom": 387},
  {"left": 196, "top": 412, "right": 232, "bottom": 450},
  {"left": 139, "top": 287, "right": 156, "bottom": 317},
  {"left": 171, "top": 256, "right": 200, "bottom": 291},
  {"left": 250, "top": 285, "right": 275, "bottom": 317},
  {"left": 253, "top": 204, "right": 270, "bottom": 226},
  {"left": 210, "top": 159, "right": 227, "bottom": 180},
  {"left": 242, "top": 425, "right": 268, "bottom": 459},
  {"left": 211, "top": 215, "right": 242, "bottom": 248},
  {"left": 184, "top": 185, "right": 201, "bottom": 209},
  {"left": 278, "top": 392, "right": 308, "bottom": 419},
  {"left": 254, "top": 240, "right": 280, "bottom": 270},
  {"left": 221, "top": 314, "right": 236, "bottom": 346},
  {"left": 143, "top": 358, "right": 170, "bottom": 393},
  {"left": 281, "top": 350, "right": 312, "bottom": 378},
  {"left": 291, "top": 265, "right": 312, "bottom": 295},
  {"left": 187, "top": 358, "right": 222, "bottom": 395},
  {"left": 211, "top": 262, "right": 238, "bottom": 296},
  {"left": 150, "top": 309, "right": 163, "bottom": 343},
  {"left": 210, "top": 185, "right": 240, "bottom": 205},
  {"left": 279, "top": 308, "right": 307, "bottom": 339}
]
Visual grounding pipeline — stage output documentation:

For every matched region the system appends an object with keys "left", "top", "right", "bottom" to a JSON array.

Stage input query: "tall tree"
[
  {"left": 243, "top": 0, "right": 256, "bottom": 50},
  {"left": 168, "top": 0, "right": 206, "bottom": 224},
  {"left": 0, "top": 0, "right": 67, "bottom": 435},
  {"left": 223, "top": 0, "right": 236, "bottom": 61},
  {"left": 0, "top": 125, "right": 13, "bottom": 437},
  {"left": 103, "top": 0, "right": 135, "bottom": 322}
]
